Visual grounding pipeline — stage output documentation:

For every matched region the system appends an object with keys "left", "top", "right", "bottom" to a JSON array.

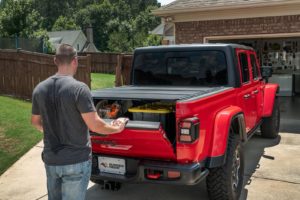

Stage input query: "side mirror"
[{"left": 261, "top": 66, "right": 273, "bottom": 82}]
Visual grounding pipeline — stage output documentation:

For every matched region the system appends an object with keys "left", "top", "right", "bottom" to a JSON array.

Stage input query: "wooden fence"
[
  {"left": 0, "top": 49, "right": 91, "bottom": 99},
  {"left": 79, "top": 52, "right": 118, "bottom": 74},
  {"left": 115, "top": 54, "right": 133, "bottom": 86},
  {"left": 79, "top": 52, "right": 133, "bottom": 74}
]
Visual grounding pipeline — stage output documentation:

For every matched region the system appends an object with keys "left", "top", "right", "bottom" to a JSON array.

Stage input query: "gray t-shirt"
[{"left": 32, "top": 75, "right": 96, "bottom": 165}]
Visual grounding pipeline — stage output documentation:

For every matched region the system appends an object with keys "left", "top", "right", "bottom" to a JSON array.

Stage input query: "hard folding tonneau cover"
[{"left": 92, "top": 86, "right": 229, "bottom": 101}]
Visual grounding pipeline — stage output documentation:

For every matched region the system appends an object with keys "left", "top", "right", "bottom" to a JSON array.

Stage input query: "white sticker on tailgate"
[{"left": 98, "top": 157, "right": 126, "bottom": 175}]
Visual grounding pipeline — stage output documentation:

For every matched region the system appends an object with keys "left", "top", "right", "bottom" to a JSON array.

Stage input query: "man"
[{"left": 31, "top": 44, "right": 126, "bottom": 200}]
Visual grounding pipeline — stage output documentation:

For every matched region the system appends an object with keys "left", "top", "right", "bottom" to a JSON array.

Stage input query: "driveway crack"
[
  {"left": 35, "top": 194, "right": 47, "bottom": 200},
  {"left": 250, "top": 175, "right": 300, "bottom": 185}
]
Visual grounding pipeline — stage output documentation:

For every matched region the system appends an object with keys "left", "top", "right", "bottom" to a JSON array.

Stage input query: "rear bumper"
[{"left": 91, "top": 154, "right": 209, "bottom": 186}]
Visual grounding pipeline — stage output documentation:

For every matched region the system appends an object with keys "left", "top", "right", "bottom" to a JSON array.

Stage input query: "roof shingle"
[
  {"left": 47, "top": 30, "right": 85, "bottom": 46},
  {"left": 154, "top": 0, "right": 295, "bottom": 14}
]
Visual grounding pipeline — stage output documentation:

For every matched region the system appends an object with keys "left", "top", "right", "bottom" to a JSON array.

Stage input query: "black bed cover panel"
[{"left": 91, "top": 86, "right": 231, "bottom": 101}]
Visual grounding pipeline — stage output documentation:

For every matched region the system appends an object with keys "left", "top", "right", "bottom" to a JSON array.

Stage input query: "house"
[
  {"left": 48, "top": 29, "right": 98, "bottom": 53},
  {"left": 150, "top": 23, "right": 175, "bottom": 45},
  {"left": 153, "top": 0, "right": 300, "bottom": 132}
]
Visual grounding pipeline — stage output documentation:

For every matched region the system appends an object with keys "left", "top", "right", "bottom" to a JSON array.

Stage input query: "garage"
[{"left": 153, "top": 0, "right": 300, "bottom": 133}]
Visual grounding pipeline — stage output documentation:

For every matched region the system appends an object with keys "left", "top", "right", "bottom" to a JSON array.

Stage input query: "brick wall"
[{"left": 175, "top": 15, "right": 300, "bottom": 43}]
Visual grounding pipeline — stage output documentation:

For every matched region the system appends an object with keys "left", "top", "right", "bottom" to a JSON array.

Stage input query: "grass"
[
  {"left": 91, "top": 73, "right": 115, "bottom": 90},
  {"left": 0, "top": 96, "right": 42, "bottom": 175},
  {"left": 0, "top": 73, "right": 114, "bottom": 175}
]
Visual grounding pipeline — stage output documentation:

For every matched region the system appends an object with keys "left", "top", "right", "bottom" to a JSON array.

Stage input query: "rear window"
[
  {"left": 132, "top": 51, "right": 228, "bottom": 86},
  {"left": 238, "top": 53, "right": 250, "bottom": 83},
  {"left": 250, "top": 54, "right": 259, "bottom": 79}
]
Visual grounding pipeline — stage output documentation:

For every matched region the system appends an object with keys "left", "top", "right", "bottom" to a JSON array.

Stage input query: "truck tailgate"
[{"left": 91, "top": 120, "right": 176, "bottom": 160}]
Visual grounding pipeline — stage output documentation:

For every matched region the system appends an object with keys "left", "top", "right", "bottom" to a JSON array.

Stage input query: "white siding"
[{"left": 73, "top": 32, "right": 87, "bottom": 52}]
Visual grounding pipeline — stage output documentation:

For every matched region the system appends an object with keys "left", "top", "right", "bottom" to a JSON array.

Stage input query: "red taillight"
[
  {"left": 145, "top": 169, "right": 181, "bottom": 180},
  {"left": 179, "top": 117, "right": 199, "bottom": 143},
  {"left": 145, "top": 169, "right": 162, "bottom": 180},
  {"left": 180, "top": 121, "right": 192, "bottom": 129},
  {"left": 180, "top": 134, "right": 192, "bottom": 142},
  {"left": 167, "top": 171, "right": 181, "bottom": 179}
]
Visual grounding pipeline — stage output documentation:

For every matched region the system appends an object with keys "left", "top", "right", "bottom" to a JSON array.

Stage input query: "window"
[
  {"left": 133, "top": 51, "right": 228, "bottom": 86},
  {"left": 239, "top": 53, "right": 250, "bottom": 83},
  {"left": 250, "top": 54, "right": 259, "bottom": 79}
]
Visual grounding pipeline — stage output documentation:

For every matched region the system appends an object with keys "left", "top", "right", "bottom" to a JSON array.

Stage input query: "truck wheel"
[
  {"left": 206, "top": 129, "right": 244, "bottom": 200},
  {"left": 261, "top": 98, "right": 280, "bottom": 139}
]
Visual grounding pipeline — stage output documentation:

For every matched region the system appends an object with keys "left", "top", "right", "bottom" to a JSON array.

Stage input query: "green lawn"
[
  {"left": 0, "top": 73, "right": 115, "bottom": 175},
  {"left": 0, "top": 73, "right": 114, "bottom": 175},
  {"left": 0, "top": 96, "right": 42, "bottom": 175},
  {"left": 91, "top": 73, "right": 115, "bottom": 90}
]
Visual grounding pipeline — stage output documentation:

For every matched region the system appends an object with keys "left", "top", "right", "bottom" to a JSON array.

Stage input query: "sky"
[{"left": 158, "top": 0, "right": 176, "bottom": 6}]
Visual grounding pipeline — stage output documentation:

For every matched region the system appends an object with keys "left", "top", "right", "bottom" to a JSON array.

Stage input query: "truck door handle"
[
  {"left": 244, "top": 94, "right": 251, "bottom": 99},
  {"left": 252, "top": 90, "right": 259, "bottom": 94}
]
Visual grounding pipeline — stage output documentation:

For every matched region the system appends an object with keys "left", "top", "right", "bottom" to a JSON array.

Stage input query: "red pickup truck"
[{"left": 90, "top": 44, "right": 280, "bottom": 200}]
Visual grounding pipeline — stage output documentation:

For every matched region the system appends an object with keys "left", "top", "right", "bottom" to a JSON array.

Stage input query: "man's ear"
[
  {"left": 72, "top": 57, "right": 78, "bottom": 67},
  {"left": 54, "top": 57, "right": 57, "bottom": 65}
]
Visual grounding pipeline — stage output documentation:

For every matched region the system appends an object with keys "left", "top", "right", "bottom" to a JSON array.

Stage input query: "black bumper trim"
[{"left": 91, "top": 157, "right": 208, "bottom": 186}]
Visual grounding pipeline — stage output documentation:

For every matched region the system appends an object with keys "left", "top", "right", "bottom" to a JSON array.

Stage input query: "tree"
[
  {"left": 106, "top": 4, "right": 161, "bottom": 52},
  {"left": 109, "top": 0, "right": 160, "bottom": 18},
  {"left": 32, "top": 0, "right": 78, "bottom": 30},
  {"left": 143, "top": 34, "right": 162, "bottom": 47},
  {"left": 108, "top": 32, "right": 132, "bottom": 53},
  {"left": 0, "top": 0, "right": 10, "bottom": 8},
  {"left": 107, "top": 19, "right": 134, "bottom": 52},
  {"left": 0, "top": 0, "right": 43, "bottom": 37},
  {"left": 0, "top": 0, "right": 162, "bottom": 53},
  {"left": 75, "top": 0, "right": 113, "bottom": 51},
  {"left": 52, "top": 16, "right": 80, "bottom": 31},
  {"left": 76, "top": 0, "right": 101, "bottom": 8},
  {"left": 133, "top": 6, "right": 161, "bottom": 33},
  {"left": 74, "top": 0, "right": 161, "bottom": 52}
]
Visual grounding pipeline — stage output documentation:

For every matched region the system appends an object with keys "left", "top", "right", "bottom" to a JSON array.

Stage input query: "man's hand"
[
  {"left": 111, "top": 118, "right": 129, "bottom": 126},
  {"left": 110, "top": 118, "right": 128, "bottom": 132},
  {"left": 31, "top": 114, "right": 43, "bottom": 132},
  {"left": 81, "top": 112, "right": 127, "bottom": 135}
]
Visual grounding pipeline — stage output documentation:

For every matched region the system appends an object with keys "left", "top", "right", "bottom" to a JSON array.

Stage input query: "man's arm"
[
  {"left": 81, "top": 111, "right": 125, "bottom": 135},
  {"left": 75, "top": 84, "right": 126, "bottom": 135},
  {"left": 31, "top": 114, "right": 43, "bottom": 132}
]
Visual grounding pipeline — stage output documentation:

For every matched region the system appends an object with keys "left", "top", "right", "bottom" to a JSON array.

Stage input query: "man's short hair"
[{"left": 55, "top": 44, "right": 77, "bottom": 65}]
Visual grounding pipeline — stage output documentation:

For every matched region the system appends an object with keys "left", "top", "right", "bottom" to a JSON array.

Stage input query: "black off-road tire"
[
  {"left": 261, "top": 98, "right": 280, "bottom": 139},
  {"left": 206, "top": 130, "right": 244, "bottom": 200}
]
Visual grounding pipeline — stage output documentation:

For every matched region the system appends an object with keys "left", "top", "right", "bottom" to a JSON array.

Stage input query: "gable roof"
[
  {"left": 150, "top": 23, "right": 165, "bottom": 35},
  {"left": 83, "top": 43, "right": 99, "bottom": 52},
  {"left": 47, "top": 30, "right": 86, "bottom": 46},
  {"left": 153, "top": 0, "right": 299, "bottom": 15},
  {"left": 150, "top": 23, "right": 175, "bottom": 37}
]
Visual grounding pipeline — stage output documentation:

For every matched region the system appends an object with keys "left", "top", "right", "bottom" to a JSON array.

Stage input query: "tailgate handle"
[{"left": 103, "top": 119, "right": 160, "bottom": 130}]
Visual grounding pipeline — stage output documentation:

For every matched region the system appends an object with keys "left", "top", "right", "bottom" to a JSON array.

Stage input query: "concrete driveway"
[{"left": 1, "top": 133, "right": 300, "bottom": 200}]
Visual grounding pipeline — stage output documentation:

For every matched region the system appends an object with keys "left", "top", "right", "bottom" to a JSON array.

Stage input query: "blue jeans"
[{"left": 45, "top": 160, "right": 92, "bottom": 200}]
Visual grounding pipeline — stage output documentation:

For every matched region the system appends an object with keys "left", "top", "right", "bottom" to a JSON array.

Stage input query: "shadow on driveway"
[
  {"left": 86, "top": 135, "right": 281, "bottom": 200},
  {"left": 240, "top": 135, "right": 281, "bottom": 200}
]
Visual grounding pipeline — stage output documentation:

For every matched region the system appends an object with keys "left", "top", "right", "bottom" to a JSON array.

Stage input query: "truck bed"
[{"left": 92, "top": 86, "right": 230, "bottom": 101}]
